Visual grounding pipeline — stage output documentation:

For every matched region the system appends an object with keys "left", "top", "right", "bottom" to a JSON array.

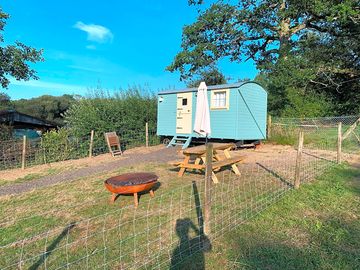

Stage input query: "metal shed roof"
[{"left": 158, "top": 82, "right": 252, "bottom": 95}]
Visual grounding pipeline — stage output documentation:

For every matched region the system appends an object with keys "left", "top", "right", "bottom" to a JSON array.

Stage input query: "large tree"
[
  {"left": 0, "top": 7, "right": 43, "bottom": 88},
  {"left": 168, "top": 0, "right": 360, "bottom": 115},
  {"left": 168, "top": 0, "right": 359, "bottom": 78}
]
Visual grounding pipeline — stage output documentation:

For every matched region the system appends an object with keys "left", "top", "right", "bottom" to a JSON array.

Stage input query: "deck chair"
[{"left": 104, "top": 132, "right": 123, "bottom": 157}]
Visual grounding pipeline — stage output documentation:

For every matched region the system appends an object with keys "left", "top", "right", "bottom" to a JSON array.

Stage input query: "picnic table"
[{"left": 172, "top": 143, "right": 245, "bottom": 183}]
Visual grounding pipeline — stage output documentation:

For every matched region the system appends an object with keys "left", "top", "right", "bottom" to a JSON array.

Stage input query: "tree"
[
  {"left": 169, "top": 0, "right": 360, "bottom": 116},
  {"left": 0, "top": 92, "right": 12, "bottom": 110},
  {"left": 13, "top": 95, "right": 75, "bottom": 125},
  {"left": 186, "top": 66, "right": 227, "bottom": 87},
  {"left": 0, "top": 7, "right": 43, "bottom": 88},
  {"left": 167, "top": 0, "right": 359, "bottom": 80}
]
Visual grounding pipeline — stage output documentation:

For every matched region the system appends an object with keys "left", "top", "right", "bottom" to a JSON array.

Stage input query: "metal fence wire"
[
  {"left": 0, "top": 116, "right": 353, "bottom": 269},
  {"left": 0, "top": 117, "right": 360, "bottom": 269},
  {"left": 0, "top": 128, "right": 159, "bottom": 171}
]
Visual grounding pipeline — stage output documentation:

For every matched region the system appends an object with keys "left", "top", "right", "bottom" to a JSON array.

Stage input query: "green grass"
[
  {"left": 177, "top": 166, "right": 360, "bottom": 269},
  {"left": 268, "top": 125, "right": 359, "bottom": 154},
  {"left": 1, "top": 158, "right": 358, "bottom": 269}
]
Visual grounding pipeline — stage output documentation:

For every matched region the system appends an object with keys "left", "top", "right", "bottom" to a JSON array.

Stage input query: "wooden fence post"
[
  {"left": 145, "top": 122, "right": 149, "bottom": 148},
  {"left": 21, "top": 135, "right": 27, "bottom": 170},
  {"left": 89, "top": 130, "right": 94, "bottom": 158},
  {"left": 337, "top": 122, "right": 342, "bottom": 164},
  {"left": 267, "top": 115, "right": 272, "bottom": 139},
  {"left": 204, "top": 143, "right": 213, "bottom": 235},
  {"left": 294, "top": 131, "right": 304, "bottom": 189},
  {"left": 41, "top": 137, "right": 47, "bottom": 164}
]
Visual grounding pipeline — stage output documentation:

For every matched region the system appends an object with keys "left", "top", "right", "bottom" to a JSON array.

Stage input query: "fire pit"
[{"left": 104, "top": 172, "right": 158, "bottom": 208}]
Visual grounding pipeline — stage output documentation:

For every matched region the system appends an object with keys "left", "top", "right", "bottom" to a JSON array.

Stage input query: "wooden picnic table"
[{"left": 173, "top": 143, "right": 245, "bottom": 183}]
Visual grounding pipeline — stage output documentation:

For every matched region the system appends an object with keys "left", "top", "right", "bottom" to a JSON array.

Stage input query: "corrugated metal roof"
[{"left": 158, "top": 82, "right": 250, "bottom": 95}]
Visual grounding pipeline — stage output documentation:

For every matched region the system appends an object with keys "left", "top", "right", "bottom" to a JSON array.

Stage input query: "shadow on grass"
[
  {"left": 303, "top": 150, "right": 337, "bottom": 164},
  {"left": 169, "top": 181, "right": 212, "bottom": 270},
  {"left": 256, "top": 162, "right": 294, "bottom": 188},
  {"left": 29, "top": 222, "right": 76, "bottom": 270}
]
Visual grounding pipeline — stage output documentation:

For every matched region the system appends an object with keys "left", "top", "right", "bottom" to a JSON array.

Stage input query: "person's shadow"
[{"left": 170, "top": 182, "right": 212, "bottom": 269}]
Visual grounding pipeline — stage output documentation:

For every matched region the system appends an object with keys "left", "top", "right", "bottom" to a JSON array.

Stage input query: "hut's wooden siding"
[{"left": 157, "top": 82, "right": 267, "bottom": 141}]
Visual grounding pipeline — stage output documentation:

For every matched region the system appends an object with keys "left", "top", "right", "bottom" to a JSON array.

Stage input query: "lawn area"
[
  {"left": 269, "top": 124, "right": 360, "bottom": 155},
  {"left": 179, "top": 166, "right": 360, "bottom": 269},
  {"left": 0, "top": 145, "right": 358, "bottom": 269}
]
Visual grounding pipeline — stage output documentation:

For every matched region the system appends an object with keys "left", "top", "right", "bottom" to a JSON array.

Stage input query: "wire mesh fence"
[
  {"left": 271, "top": 115, "right": 360, "bottom": 159},
  {"left": 1, "top": 115, "right": 358, "bottom": 269},
  {"left": 0, "top": 130, "right": 344, "bottom": 269},
  {"left": 0, "top": 125, "right": 160, "bottom": 171}
]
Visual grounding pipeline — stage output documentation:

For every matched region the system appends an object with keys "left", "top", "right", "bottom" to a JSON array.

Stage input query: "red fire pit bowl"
[{"left": 104, "top": 172, "right": 158, "bottom": 207}]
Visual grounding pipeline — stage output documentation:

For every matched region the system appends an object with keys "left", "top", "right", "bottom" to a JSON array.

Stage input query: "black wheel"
[{"left": 162, "top": 137, "right": 171, "bottom": 145}]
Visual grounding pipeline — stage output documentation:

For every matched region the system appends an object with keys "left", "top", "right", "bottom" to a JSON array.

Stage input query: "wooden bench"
[
  {"left": 212, "top": 156, "right": 244, "bottom": 170},
  {"left": 172, "top": 143, "right": 246, "bottom": 183}
]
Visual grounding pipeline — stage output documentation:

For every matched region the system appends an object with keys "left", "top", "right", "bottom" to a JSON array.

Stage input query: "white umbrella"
[{"left": 193, "top": 82, "right": 211, "bottom": 140}]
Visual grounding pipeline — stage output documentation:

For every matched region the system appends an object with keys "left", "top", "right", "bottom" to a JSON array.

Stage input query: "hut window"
[
  {"left": 211, "top": 89, "right": 229, "bottom": 110},
  {"left": 182, "top": 98, "right": 188, "bottom": 106}
]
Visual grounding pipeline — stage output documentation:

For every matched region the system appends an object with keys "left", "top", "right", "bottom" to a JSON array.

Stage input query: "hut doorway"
[{"left": 176, "top": 92, "right": 192, "bottom": 134}]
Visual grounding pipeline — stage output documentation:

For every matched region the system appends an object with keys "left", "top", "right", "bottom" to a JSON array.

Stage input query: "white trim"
[{"left": 210, "top": 89, "right": 230, "bottom": 110}]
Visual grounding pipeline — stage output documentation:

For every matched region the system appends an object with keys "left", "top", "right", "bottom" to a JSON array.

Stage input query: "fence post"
[
  {"left": 21, "top": 135, "right": 27, "bottom": 170},
  {"left": 204, "top": 143, "right": 213, "bottom": 235},
  {"left": 41, "top": 137, "right": 47, "bottom": 164},
  {"left": 89, "top": 130, "right": 94, "bottom": 158},
  {"left": 294, "top": 131, "right": 304, "bottom": 189},
  {"left": 145, "top": 122, "right": 149, "bottom": 148},
  {"left": 337, "top": 122, "right": 342, "bottom": 164},
  {"left": 267, "top": 115, "right": 272, "bottom": 138}
]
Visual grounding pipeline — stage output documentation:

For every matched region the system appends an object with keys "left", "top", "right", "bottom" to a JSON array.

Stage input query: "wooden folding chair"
[{"left": 104, "top": 132, "right": 123, "bottom": 157}]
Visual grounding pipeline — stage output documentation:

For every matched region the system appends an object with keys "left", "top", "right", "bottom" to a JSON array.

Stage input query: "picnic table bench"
[{"left": 171, "top": 143, "right": 245, "bottom": 183}]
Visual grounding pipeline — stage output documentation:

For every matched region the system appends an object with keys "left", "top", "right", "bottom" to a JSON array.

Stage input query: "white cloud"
[
  {"left": 10, "top": 79, "right": 87, "bottom": 92},
  {"left": 74, "top": 21, "right": 113, "bottom": 43}
]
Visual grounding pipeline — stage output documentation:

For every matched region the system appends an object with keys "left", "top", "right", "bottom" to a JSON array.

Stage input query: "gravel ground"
[{"left": 0, "top": 146, "right": 178, "bottom": 196}]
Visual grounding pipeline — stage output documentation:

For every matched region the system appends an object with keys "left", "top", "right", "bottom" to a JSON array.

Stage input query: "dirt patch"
[
  {"left": 0, "top": 145, "right": 179, "bottom": 196},
  {"left": 0, "top": 143, "right": 356, "bottom": 197},
  {"left": 0, "top": 144, "right": 166, "bottom": 182}
]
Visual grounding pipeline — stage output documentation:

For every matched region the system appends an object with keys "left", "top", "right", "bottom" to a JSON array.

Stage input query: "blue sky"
[{"left": 2, "top": 0, "right": 258, "bottom": 100}]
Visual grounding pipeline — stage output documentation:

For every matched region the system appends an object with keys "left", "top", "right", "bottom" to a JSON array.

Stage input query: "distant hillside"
[{"left": 12, "top": 95, "right": 75, "bottom": 126}]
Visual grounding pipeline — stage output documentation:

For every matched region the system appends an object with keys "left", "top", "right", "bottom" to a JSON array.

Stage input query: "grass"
[
  {"left": 268, "top": 125, "right": 360, "bottom": 155},
  {"left": 0, "top": 149, "right": 358, "bottom": 269},
  {"left": 0, "top": 167, "right": 65, "bottom": 187},
  {"left": 177, "top": 165, "right": 360, "bottom": 269}
]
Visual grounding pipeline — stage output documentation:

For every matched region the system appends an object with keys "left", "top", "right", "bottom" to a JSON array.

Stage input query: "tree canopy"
[
  {"left": 12, "top": 95, "right": 76, "bottom": 125},
  {"left": 186, "top": 66, "right": 227, "bottom": 88},
  {"left": 0, "top": 7, "right": 43, "bottom": 89},
  {"left": 168, "top": 0, "right": 360, "bottom": 116}
]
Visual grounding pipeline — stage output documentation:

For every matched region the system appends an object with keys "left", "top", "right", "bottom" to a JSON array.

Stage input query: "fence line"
[
  {"left": 0, "top": 116, "right": 358, "bottom": 269},
  {"left": 0, "top": 124, "right": 159, "bottom": 171},
  {"left": 0, "top": 132, "right": 342, "bottom": 269}
]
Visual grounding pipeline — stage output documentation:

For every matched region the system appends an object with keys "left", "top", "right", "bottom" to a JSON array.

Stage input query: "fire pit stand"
[{"left": 104, "top": 172, "right": 159, "bottom": 208}]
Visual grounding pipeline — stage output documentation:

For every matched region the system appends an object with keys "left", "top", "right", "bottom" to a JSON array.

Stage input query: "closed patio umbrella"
[{"left": 193, "top": 82, "right": 211, "bottom": 142}]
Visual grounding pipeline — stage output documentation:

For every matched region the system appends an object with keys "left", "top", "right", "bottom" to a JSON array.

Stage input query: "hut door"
[{"left": 176, "top": 93, "right": 192, "bottom": 134}]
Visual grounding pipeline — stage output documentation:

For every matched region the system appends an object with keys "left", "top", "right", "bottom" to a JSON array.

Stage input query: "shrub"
[
  {"left": 41, "top": 128, "right": 89, "bottom": 163},
  {"left": 63, "top": 86, "right": 157, "bottom": 151},
  {"left": 0, "top": 124, "right": 13, "bottom": 141}
]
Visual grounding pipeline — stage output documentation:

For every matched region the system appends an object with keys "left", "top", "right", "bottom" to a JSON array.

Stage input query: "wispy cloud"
[
  {"left": 10, "top": 79, "right": 87, "bottom": 92},
  {"left": 74, "top": 21, "right": 113, "bottom": 43},
  {"left": 68, "top": 65, "right": 103, "bottom": 73}
]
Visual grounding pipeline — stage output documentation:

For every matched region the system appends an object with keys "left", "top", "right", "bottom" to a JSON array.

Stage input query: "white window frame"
[{"left": 210, "top": 89, "right": 230, "bottom": 110}]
